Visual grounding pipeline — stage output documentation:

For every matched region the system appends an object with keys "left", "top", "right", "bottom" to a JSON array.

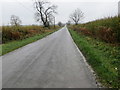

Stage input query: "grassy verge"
[
  {"left": 1, "top": 30, "right": 57, "bottom": 55},
  {"left": 69, "top": 29, "right": 119, "bottom": 88}
]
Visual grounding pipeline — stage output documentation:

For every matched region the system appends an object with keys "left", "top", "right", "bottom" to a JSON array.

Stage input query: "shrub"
[
  {"left": 97, "top": 27, "right": 116, "bottom": 43},
  {"left": 2, "top": 25, "right": 46, "bottom": 43},
  {"left": 70, "top": 16, "right": 120, "bottom": 44}
]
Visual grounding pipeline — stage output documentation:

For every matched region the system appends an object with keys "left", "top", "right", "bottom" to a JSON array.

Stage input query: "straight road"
[{"left": 2, "top": 26, "right": 97, "bottom": 88}]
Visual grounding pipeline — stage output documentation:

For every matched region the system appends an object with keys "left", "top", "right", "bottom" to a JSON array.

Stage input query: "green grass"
[
  {"left": 1, "top": 30, "right": 56, "bottom": 55},
  {"left": 69, "top": 29, "right": 119, "bottom": 88}
]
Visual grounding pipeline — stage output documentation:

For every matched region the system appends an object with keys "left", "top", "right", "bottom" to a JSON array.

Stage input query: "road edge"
[{"left": 66, "top": 27, "right": 103, "bottom": 88}]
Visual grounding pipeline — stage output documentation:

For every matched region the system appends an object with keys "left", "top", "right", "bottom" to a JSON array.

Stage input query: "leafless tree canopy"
[
  {"left": 10, "top": 15, "right": 22, "bottom": 26},
  {"left": 70, "top": 9, "right": 84, "bottom": 25},
  {"left": 34, "top": 0, "right": 57, "bottom": 27},
  {"left": 66, "top": 20, "right": 71, "bottom": 25},
  {"left": 58, "top": 21, "right": 63, "bottom": 27}
]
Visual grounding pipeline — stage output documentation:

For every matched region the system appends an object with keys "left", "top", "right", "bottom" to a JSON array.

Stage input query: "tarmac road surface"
[{"left": 2, "top": 26, "right": 97, "bottom": 88}]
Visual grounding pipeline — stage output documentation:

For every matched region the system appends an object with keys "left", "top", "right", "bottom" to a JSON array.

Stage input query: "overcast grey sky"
[{"left": 0, "top": 0, "right": 119, "bottom": 26}]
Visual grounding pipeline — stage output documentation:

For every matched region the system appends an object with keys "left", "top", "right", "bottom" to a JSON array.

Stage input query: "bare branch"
[
  {"left": 34, "top": 0, "right": 57, "bottom": 27},
  {"left": 10, "top": 15, "right": 22, "bottom": 26},
  {"left": 70, "top": 9, "right": 84, "bottom": 25}
]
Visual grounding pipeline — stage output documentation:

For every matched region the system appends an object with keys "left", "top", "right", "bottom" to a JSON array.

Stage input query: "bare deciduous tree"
[
  {"left": 70, "top": 9, "right": 84, "bottom": 25},
  {"left": 34, "top": 0, "right": 57, "bottom": 28},
  {"left": 66, "top": 20, "right": 71, "bottom": 25},
  {"left": 58, "top": 21, "right": 63, "bottom": 27},
  {"left": 10, "top": 15, "right": 22, "bottom": 26}
]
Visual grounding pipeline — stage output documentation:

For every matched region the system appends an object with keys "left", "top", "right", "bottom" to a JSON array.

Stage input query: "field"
[
  {"left": 1, "top": 25, "right": 60, "bottom": 55},
  {"left": 68, "top": 16, "right": 120, "bottom": 88}
]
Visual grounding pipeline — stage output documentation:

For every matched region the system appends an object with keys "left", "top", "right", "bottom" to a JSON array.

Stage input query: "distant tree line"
[{"left": 9, "top": 1, "right": 85, "bottom": 28}]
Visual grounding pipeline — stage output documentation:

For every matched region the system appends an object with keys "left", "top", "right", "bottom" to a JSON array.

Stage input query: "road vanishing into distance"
[{"left": 2, "top": 26, "right": 98, "bottom": 88}]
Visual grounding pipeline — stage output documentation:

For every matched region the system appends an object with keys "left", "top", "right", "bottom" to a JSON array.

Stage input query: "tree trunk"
[
  {"left": 75, "top": 22, "right": 78, "bottom": 25},
  {"left": 44, "top": 22, "right": 50, "bottom": 28}
]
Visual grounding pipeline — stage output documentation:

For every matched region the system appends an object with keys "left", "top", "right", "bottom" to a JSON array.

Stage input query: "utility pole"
[{"left": 53, "top": 16, "right": 55, "bottom": 28}]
